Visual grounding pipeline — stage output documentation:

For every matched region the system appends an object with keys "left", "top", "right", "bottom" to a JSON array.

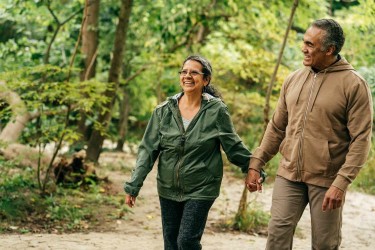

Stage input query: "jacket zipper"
[
  {"left": 176, "top": 134, "right": 185, "bottom": 201},
  {"left": 172, "top": 100, "right": 207, "bottom": 201},
  {"left": 174, "top": 108, "right": 185, "bottom": 201},
  {"left": 296, "top": 73, "right": 317, "bottom": 181}
]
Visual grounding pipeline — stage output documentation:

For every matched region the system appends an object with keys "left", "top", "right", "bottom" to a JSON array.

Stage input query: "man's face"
[{"left": 302, "top": 26, "right": 331, "bottom": 71}]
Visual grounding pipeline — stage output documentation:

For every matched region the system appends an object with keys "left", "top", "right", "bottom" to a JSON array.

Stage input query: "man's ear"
[{"left": 326, "top": 45, "right": 335, "bottom": 56}]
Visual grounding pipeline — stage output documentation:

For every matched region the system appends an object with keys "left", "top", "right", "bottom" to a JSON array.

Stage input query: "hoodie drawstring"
[
  {"left": 309, "top": 69, "right": 328, "bottom": 111},
  {"left": 295, "top": 69, "right": 311, "bottom": 105}
]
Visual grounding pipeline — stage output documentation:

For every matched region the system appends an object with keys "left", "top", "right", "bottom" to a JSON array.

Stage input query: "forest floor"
[{"left": 0, "top": 151, "right": 374, "bottom": 250}]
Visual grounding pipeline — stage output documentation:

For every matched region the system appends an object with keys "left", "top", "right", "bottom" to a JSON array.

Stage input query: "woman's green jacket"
[{"left": 124, "top": 93, "right": 251, "bottom": 201}]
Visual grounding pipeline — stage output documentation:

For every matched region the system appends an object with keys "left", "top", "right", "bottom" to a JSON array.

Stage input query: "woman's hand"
[{"left": 125, "top": 194, "right": 137, "bottom": 208}]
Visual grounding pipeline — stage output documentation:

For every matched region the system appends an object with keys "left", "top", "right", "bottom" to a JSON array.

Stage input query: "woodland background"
[{"left": 0, "top": 0, "right": 374, "bottom": 234}]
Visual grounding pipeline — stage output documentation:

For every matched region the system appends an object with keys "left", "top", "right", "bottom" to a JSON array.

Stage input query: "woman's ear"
[{"left": 205, "top": 76, "right": 211, "bottom": 85}]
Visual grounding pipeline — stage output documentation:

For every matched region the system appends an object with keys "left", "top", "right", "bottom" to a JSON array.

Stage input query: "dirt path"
[{"left": 1, "top": 153, "right": 374, "bottom": 250}]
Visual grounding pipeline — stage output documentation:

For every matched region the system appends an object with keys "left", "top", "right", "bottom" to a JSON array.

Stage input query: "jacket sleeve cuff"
[
  {"left": 124, "top": 183, "right": 140, "bottom": 197},
  {"left": 331, "top": 175, "right": 351, "bottom": 191}
]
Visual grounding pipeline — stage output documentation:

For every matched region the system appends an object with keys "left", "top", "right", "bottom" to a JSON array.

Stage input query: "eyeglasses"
[{"left": 178, "top": 70, "right": 204, "bottom": 77}]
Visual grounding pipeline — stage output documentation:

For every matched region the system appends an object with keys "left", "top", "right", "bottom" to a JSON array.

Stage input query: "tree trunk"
[
  {"left": 116, "top": 87, "right": 130, "bottom": 151},
  {"left": 77, "top": 0, "right": 100, "bottom": 140},
  {"left": 0, "top": 81, "right": 30, "bottom": 143},
  {"left": 115, "top": 63, "right": 148, "bottom": 151},
  {"left": 86, "top": 0, "right": 133, "bottom": 162}
]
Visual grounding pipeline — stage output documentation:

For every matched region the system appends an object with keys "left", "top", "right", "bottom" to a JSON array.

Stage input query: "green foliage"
[
  {"left": 358, "top": 66, "right": 375, "bottom": 122},
  {"left": 2, "top": 0, "right": 373, "bottom": 146},
  {"left": 1, "top": 0, "right": 374, "bottom": 193},
  {"left": 1, "top": 65, "right": 110, "bottom": 145},
  {"left": 0, "top": 0, "right": 82, "bottom": 70},
  {"left": 333, "top": 0, "right": 375, "bottom": 67},
  {"left": 351, "top": 139, "right": 375, "bottom": 194},
  {"left": 1, "top": 65, "right": 110, "bottom": 193},
  {"left": 0, "top": 163, "right": 128, "bottom": 233},
  {"left": 0, "top": 164, "right": 37, "bottom": 220}
]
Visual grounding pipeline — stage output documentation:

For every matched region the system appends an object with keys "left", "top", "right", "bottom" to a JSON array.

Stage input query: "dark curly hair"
[
  {"left": 311, "top": 19, "right": 345, "bottom": 56},
  {"left": 182, "top": 55, "right": 222, "bottom": 98}
]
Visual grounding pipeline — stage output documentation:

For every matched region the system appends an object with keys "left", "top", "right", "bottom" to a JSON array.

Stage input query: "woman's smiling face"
[{"left": 179, "top": 60, "right": 208, "bottom": 95}]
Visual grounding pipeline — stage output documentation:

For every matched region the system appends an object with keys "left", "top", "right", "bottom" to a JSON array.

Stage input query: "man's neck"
[{"left": 312, "top": 54, "right": 340, "bottom": 72}]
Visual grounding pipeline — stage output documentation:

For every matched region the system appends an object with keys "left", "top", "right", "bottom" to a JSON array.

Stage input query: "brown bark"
[
  {"left": 115, "top": 88, "right": 130, "bottom": 151},
  {"left": 54, "top": 150, "right": 107, "bottom": 186},
  {"left": 115, "top": 64, "right": 149, "bottom": 151},
  {"left": 80, "top": 0, "right": 100, "bottom": 81},
  {"left": 78, "top": 0, "right": 100, "bottom": 139},
  {"left": 0, "top": 143, "right": 52, "bottom": 169},
  {"left": 86, "top": 0, "right": 133, "bottom": 162}
]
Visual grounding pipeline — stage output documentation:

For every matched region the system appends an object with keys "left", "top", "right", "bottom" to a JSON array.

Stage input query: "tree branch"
[
  {"left": 67, "top": 1, "right": 89, "bottom": 80},
  {"left": 43, "top": 2, "right": 84, "bottom": 65},
  {"left": 263, "top": 0, "right": 299, "bottom": 131},
  {"left": 121, "top": 64, "right": 149, "bottom": 85}
]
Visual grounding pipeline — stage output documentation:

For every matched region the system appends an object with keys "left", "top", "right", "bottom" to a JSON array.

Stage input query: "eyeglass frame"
[{"left": 178, "top": 70, "right": 205, "bottom": 77}]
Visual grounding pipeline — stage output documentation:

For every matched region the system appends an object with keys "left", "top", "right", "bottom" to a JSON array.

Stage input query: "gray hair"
[{"left": 311, "top": 19, "right": 345, "bottom": 55}]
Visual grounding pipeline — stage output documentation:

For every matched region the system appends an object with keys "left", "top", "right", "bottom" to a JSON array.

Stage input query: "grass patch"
[{"left": 232, "top": 202, "right": 270, "bottom": 235}]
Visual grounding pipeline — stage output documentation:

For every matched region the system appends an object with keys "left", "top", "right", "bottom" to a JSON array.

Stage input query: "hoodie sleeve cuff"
[
  {"left": 248, "top": 157, "right": 265, "bottom": 172},
  {"left": 331, "top": 175, "right": 351, "bottom": 191}
]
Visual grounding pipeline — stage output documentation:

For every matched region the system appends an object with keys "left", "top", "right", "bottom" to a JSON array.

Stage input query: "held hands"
[
  {"left": 322, "top": 186, "right": 344, "bottom": 212},
  {"left": 125, "top": 194, "right": 137, "bottom": 208},
  {"left": 245, "top": 169, "right": 264, "bottom": 193}
]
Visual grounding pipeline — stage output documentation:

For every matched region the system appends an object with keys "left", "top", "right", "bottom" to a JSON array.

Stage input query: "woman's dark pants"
[{"left": 159, "top": 197, "right": 214, "bottom": 250}]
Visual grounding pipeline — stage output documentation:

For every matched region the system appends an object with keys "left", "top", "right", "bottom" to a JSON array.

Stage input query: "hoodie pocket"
[
  {"left": 303, "top": 136, "right": 332, "bottom": 175},
  {"left": 279, "top": 137, "right": 299, "bottom": 169}
]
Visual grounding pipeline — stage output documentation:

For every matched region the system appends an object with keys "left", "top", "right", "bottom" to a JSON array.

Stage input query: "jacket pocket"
[
  {"left": 158, "top": 136, "right": 180, "bottom": 189},
  {"left": 303, "top": 136, "right": 332, "bottom": 175},
  {"left": 182, "top": 162, "right": 216, "bottom": 193},
  {"left": 279, "top": 137, "right": 298, "bottom": 169}
]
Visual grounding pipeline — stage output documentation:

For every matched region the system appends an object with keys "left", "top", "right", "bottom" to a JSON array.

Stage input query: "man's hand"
[
  {"left": 125, "top": 194, "right": 137, "bottom": 208},
  {"left": 322, "top": 186, "right": 345, "bottom": 212},
  {"left": 245, "top": 169, "right": 263, "bottom": 193}
]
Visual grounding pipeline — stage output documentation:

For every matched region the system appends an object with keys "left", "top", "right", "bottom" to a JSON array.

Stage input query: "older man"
[{"left": 246, "top": 19, "right": 373, "bottom": 250}]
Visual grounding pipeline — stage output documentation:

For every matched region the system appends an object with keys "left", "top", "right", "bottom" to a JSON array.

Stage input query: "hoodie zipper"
[{"left": 296, "top": 73, "right": 318, "bottom": 181}]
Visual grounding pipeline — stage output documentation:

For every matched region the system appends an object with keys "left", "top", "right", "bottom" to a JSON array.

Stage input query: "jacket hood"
[
  {"left": 167, "top": 92, "right": 219, "bottom": 111},
  {"left": 169, "top": 92, "right": 216, "bottom": 103}
]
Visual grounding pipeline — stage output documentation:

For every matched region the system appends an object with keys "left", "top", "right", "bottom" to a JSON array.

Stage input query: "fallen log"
[{"left": 54, "top": 149, "right": 108, "bottom": 187}]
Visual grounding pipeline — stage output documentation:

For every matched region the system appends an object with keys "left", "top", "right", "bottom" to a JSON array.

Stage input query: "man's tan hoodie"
[{"left": 251, "top": 57, "right": 373, "bottom": 191}]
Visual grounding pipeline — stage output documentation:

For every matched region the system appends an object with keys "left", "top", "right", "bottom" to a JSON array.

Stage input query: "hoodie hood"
[
  {"left": 309, "top": 55, "right": 354, "bottom": 73},
  {"left": 295, "top": 56, "right": 354, "bottom": 106}
]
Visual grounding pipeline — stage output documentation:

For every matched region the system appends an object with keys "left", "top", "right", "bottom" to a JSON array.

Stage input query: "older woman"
[{"left": 124, "top": 55, "right": 251, "bottom": 250}]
